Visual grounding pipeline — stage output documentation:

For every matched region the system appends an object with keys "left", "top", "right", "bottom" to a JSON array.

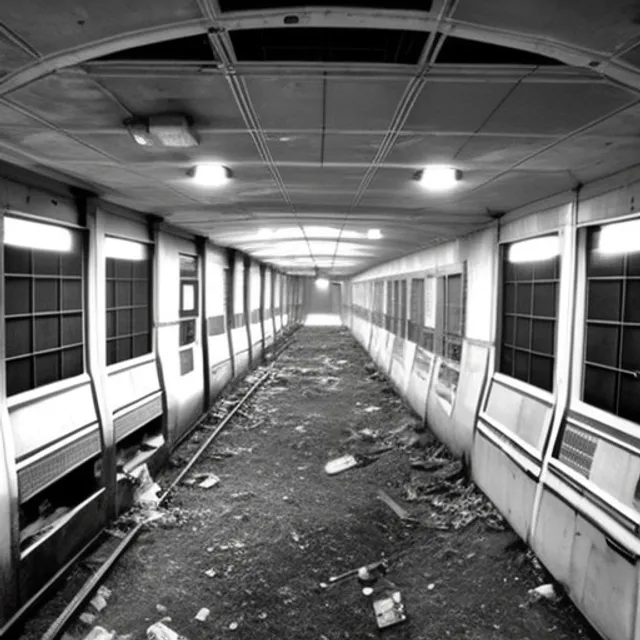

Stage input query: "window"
[
  {"left": 4, "top": 218, "right": 84, "bottom": 396},
  {"left": 398, "top": 280, "right": 407, "bottom": 338},
  {"left": 441, "top": 273, "right": 464, "bottom": 362},
  {"left": 421, "top": 275, "right": 436, "bottom": 352},
  {"left": 408, "top": 279, "right": 424, "bottom": 344},
  {"left": 106, "top": 239, "right": 152, "bottom": 366},
  {"left": 500, "top": 236, "right": 559, "bottom": 392},
  {"left": 179, "top": 254, "right": 198, "bottom": 370},
  {"left": 385, "top": 281, "right": 393, "bottom": 331},
  {"left": 582, "top": 224, "right": 640, "bottom": 423}
]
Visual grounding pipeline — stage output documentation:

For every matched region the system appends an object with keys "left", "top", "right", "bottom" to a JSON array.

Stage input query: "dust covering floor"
[{"left": 22, "top": 327, "right": 599, "bottom": 640}]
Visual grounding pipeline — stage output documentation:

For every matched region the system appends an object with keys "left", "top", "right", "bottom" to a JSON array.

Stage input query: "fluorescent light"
[
  {"left": 257, "top": 228, "right": 275, "bottom": 240},
  {"left": 367, "top": 228, "right": 382, "bottom": 240},
  {"left": 5, "top": 217, "right": 73, "bottom": 252},
  {"left": 190, "top": 164, "right": 232, "bottom": 186},
  {"left": 508, "top": 236, "right": 559, "bottom": 263},
  {"left": 598, "top": 219, "right": 640, "bottom": 255},
  {"left": 124, "top": 118, "right": 154, "bottom": 147},
  {"left": 105, "top": 237, "right": 147, "bottom": 261},
  {"left": 149, "top": 115, "right": 198, "bottom": 148},
  {"left": 418, "top": 165, "right": 462, "bottom": 191},
  {"left": 315, "top": 277, "right": 329, "bottom": 290}
]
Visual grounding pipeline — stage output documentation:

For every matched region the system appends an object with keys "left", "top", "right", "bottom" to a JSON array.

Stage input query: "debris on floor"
[
  {"left": 529, "top": 583, "right": 558, "bottom": 601},
  {"left": 197, "top": 473, "right": 220, "bottom": 489},
  {"left": 324, "top": 454, "right": 359, "bottom": 475},
  {"left": 83, "top": 627, "right": 115, "bottom": 640},
  {"left": 373, "top": 591, "right": 407, "bottom": 629},
  {"left": 146, "top": 621, "right": 183, "bottom": 640},
  {"left": 194, "top": 607, "right": 210, "bottom": 622},
  {"left": 376, "top": 489, "right": 418, "bottom": 524}
]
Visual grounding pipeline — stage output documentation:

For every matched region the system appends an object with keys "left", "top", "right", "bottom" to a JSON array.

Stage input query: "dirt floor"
[{"left": 21, "top": 327, "right": 601, "bottom": 640}]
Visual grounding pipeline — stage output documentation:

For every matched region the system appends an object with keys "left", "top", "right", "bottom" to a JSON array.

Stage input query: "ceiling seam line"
[
  {"left": 329, "top": 0, "right": 460, "bottom": 273},
  {"left": 207, "top": 30, "right": 318, "bottom": 272},
  {"left": 0, "top": 21, "right": 42, "bottom": 58},
  {"left": 0, "top": 96, "right": 204, "bottom": 205},
  {"left": 464, "top": 97, "right": 640, "bottom": 196}
]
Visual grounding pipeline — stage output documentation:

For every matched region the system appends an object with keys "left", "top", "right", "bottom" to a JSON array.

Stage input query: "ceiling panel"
[
  {"left": 9, "top": 72, "right": 128, "bottom": 128},
  {"left": 323, "top": 133, "right": 382, "bottom": 164},
  {"left": 0, "top": 0, "right": 204, "bottom": 55},
  {"left": 385, "top": 133, "right": 465, "bottom": 166},
  {"left": 454, "top": 134, "right": 558, "bottom": 167},
  {"left": 0, "top": 37, "right": 35, "bottom": 76},
  {"left": 243, "top": 77, "right": 323, "bottom": 131},
  {"left": 483, "top": 80, "right": 635, "bottom": 135},
  {"left": 266, "top": 133, "right": 321, "bottom": 164},
  {"left": 453, "top": 0, "right": 640, "bottom": 55},
  {"left": 95, "top": 74, "right": 245, "bottom": 130},
  {"left": 325, "top": 78, "right": 407, "bottom": 132},
  {"left": 403, "top": 80, "right": 517, "bottom": 133}
]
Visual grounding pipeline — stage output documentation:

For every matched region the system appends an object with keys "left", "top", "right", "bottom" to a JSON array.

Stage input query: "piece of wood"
[{"left": 376, "top": 489, "right": 416, "bottom": 522}]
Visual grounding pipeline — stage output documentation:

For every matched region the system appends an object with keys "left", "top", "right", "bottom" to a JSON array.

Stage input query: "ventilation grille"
[
  {"left": 435, "top": 36, "right": 564, "bottom": 66},
  {"left": 558, "top": 423, "right": 599, "bottom": 478},
  {"left": 19, "top": 429, "right": 101, "bottom": 503},
  {"left": 220, "top": 0, "right": 433, "bottom": 10},
  {"left": 230, "top": 27, "right": 429, "bottom": 64},
  {"left": 96, "top": 34, "right": 217, "bottom": 62},
  {"left": 114, "top": 394, "right": 163, "bottom": 442}
]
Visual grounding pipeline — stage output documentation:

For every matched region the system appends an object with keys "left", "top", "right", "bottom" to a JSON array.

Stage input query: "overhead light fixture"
[
  {"left": 416, "top": 165, "right": 462, "bottom": 191},
  {"left": 315, "top": 277, "right": 329, "bottom": 290},
  {"left": 257, "top": 228, "right": 275, "bottom": 240},
  {"left": 508, "top": 236, "right": 559, "bottom": 263},
  {"left": 367, "top": 228, "right": 382, "bottom": 240},
  {"left": 105, "top": 237, "right": 147, "bottom": 261},
  {"left": 125, "top": 114, "right": 199, "bottom": 148},
  {"left": 598, "top": 219, "right": 640, "bottom": 255},
  {"left": 5, "top": 216, "right": 73, "bottom": 252},
  {"left": 188, "top": 164, "right": 232, "bottom": 186}
]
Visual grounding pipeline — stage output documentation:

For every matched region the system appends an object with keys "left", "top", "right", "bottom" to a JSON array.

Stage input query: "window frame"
[{"left": 4, "top": 216, "right": 87, "bottom": 399}]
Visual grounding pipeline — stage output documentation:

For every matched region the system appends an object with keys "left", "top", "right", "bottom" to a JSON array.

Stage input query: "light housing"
[
  {"left": 105, "top": 237, "right": 147, "bottom": 261},
  {"left": 188, "top": 164, "right": 232, "bottom": 186},
  {"left": 315, "top": 277, "right": 329, "bottom": 290},
  {"left": 598, "top": 219, "right": 640, "bottom": 255},
  {"left": 125, "top": 114, "right": 199, "bottom": 148},
  {"left": 367, "top": 228, "right": 382, "bottom": 240},
  {"left": 416, "top": 165, "right": 462, "bottom": 191},
  {"left": 508, "top": 235, "right": 559, "bottom": 263},
  {"left": 5, "top": 217, "right": 73, "bottom": 252}
]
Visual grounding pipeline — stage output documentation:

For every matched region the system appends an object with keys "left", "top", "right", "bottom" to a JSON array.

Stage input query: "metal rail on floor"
[{"left": 38, "top": 327, "right": 300, "bottom": 640}]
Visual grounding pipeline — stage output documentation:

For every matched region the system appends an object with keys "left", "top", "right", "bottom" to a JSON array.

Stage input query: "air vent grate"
[
  {"left": 96, "top": 34, "right": 217, "bottom": 62},
  {"left": 219, "top": 0, "right": 432, "bottom": 10},
  {"left": 230, "top": 27, "right": 429, "bottom": 64},
  {"left": 435, "top": 36, "right": 564, "bottom": 66}
]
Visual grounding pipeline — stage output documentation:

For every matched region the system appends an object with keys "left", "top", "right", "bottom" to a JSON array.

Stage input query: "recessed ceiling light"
[
  {"left": 417, "top": 165, "right": 462, "bottom": 191},
  {"left": 189, "top": 164, "right": 232, "bottom": 186},
  {"left": 367, "top": 229, "right": 382, "bottom": 240},
  {"left": 5, "top": 217, "right": 73, "bottom": 252},
  {"left": 508, "top": 236, "right": 559, "bottom": 263},
  {"left": 598, "top": 219, "right": 640, "bottom": 255},
  {"left": 315, "top": 277, "right": 329, "bottom": 290}
]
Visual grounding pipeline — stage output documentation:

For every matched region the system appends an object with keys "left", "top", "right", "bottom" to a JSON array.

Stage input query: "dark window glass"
[
  {"left": 179, "top": 253, "right": 199, "bottom": 319},
  {"left": 4, "top": 221, "right": 84, "bottom": 395},
  {"left": 438, "top": 272, "right": 465, "bottom": 363},
  {"left": 583, "top": 225, "right": 640, "bottom": 422},
  {"left": 499, "top": 237, "right": 559, "bottom": 391},
  {"left": 105, "top": 241, "right": 152, "bottom": 366}
]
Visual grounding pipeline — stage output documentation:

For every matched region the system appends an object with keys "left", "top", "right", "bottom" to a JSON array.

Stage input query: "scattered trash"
[
  {"left": 325, "top": 455, "right": 359, "bottom": 475},
  {"left": 294, "top": 425, "right": 306, "bottom": 433},
  {"left": 362, "top": 587, "right": 374, "bottom": 597},
  {"left": 291, "top": 531, "right": 301, "bottom": 543},
  {"left": 198, "top": 474, "right": 220, "bottom": 489},
  {"left": 320, "top": 560, "right": 387, "bottom": 588},
  {"left": 90, "top": 593, "right": 108, "bottom": 612},
  {"left": 105, "top": 528, "right": 127, "bottom": 540},
  {"left": 204, "top": 568, "right": 217, "bottom": 578},
  {"left": 146, "top": 621, "right": 183, "bottom": 640},
  {"left": 258, "top": 612, "right": 268, "bottom": 620},
  {"left": 156, "top": 605, "right": 168, "bottom": 615},
  {"left": 83, "top": 627, "right": 115, "bottom": 640},
  {"left": 131, "top": 464, "right": 161, "bottom": 508},
  {"left": 529, "top": 583, "right": 557, "bottom": 601},
  {"left": 363, "top": 405, "right": 381, "bottom": 413},
  {"left": 427, "top": 583, "right": 435, "bottom": 590},
  {"left": 377, "top": 489, "right": 418, "bottom": 523},
  {"left": 229, "top": 621, "right": 239, "bottom": 630},
  {"left": 373, "top": 591, "right": 407, "bottom": 629},
  {"left": 80, "top": 612, "right": 97, "bottom": 625},
  {"left": 97, "top": 586, "right": 112, "bottom": 600},
  {"left": 195, "top": 608, "right": 210, "bottom": 622}
]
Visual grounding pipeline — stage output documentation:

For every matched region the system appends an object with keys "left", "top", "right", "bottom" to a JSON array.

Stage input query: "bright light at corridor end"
[
  {"left": 105, "top": 237, "right": 147, "bottom": 261},
  {"left": 418, "top": 166, "right": 462, "bottom": 191},
  {"left": 508, "top": 236, "right": 559, "bottom": 263},
  {"left": 367, "top": 228, "right": 382, "bottom": 240},
  {"left": 315, "top": 277, "right": 330, "bottom": 290},
  {"left": 188, "top": 164, "right": 232, "bottom": 186},
  {"left": 5, "top": 217, "right": 72, "bottom": 252},
  {"left": 598, "top": 219, "right": 640, "bottom": 254}
]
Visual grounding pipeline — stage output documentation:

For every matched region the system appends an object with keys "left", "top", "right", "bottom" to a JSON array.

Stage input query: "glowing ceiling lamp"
[
  {"left": 105, "top": 237, "right": 147, "bottom": 261},
  {"left": 598, "top": 219, "right": 640, "bottom": 255},
  {"left": 188, "top": 164, "right": 232, "bottom": 186},
  {"left": 417, "top": 165, "right": 462, "bottom": 191},
  {"left": 508, "top": 236, "right": 559, "bottom": 263},
  {"left": 5, "top": 217, "right": 73, "bottom": 252},
  {"left": 315, "top": 277, "right": 330, "bottom": 290},
  {"left": 257, "top": 228, "right": 275, "bottom": 240},
  {"left": 367, "top": 228, "right": 382, "bottom": 240}
]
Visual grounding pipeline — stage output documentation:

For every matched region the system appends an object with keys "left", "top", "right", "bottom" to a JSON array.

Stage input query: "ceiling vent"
[
  {"left": 435, "top": 36, "right": 564, "bottom": 66},
  {"left": 230, "top": 27, "right": 428, "bottom": 64},
  {"left": 219, "top": 0, "right": 432, "bottom": 11},
  {"left": 96, "top": 34, "right": 217, "bottom": 62}
]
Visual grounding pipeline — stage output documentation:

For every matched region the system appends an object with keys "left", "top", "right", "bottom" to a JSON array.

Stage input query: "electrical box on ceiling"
[{"left": 125, "top": 114, "right": 199, "bottom": 148}]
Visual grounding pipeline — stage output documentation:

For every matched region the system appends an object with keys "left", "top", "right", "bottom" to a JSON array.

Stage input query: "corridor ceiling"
[{"left": 1, "top": 1, "right": 640, "bottom": 275}]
